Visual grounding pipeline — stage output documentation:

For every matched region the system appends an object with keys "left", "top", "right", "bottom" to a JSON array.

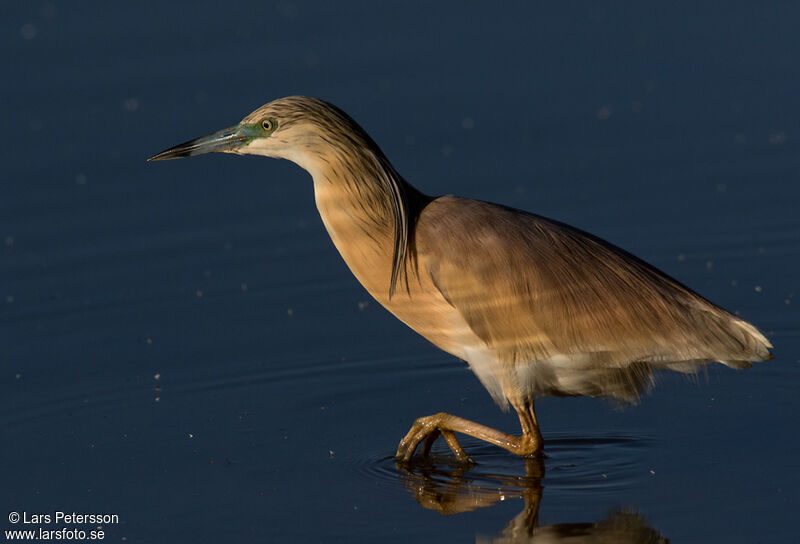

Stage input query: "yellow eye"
[{"left": 262, "top": 118, "right": 275, "bottom": 131}]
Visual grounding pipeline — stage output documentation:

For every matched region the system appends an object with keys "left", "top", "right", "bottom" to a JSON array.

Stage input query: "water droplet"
[
  {"left": 595, "top": 106, "right": 612, "bottom": 120},
  {"left": 20, "top": 24, "right": 37, "bottom": 40},
  {"left": 768, "top": 131, "right": 786, "bottom": 144}
]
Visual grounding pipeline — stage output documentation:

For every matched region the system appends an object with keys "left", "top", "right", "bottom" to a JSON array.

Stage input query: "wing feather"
[{"left": 417, "top": 196, "right": 771, "bottom": 401}]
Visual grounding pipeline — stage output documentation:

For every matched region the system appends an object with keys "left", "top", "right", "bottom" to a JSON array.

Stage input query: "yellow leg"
[{"left": 396, "top": 399, "right": 543, "bottom": 462}]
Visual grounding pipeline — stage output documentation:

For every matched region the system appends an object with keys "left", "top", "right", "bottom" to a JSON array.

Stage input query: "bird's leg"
[
  {"left": 396, "top": 399, "right": 543, "bottom": 462},
  {"left": 515, "top": 398, "right": 543, "bottom": 456}
]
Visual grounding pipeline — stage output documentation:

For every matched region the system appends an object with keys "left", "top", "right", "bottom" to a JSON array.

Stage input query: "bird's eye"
[{"left": 261, "top": 118, "right": 275, "bottom": 132}]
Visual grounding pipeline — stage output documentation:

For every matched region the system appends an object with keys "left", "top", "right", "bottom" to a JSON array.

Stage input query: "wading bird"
[{"left": 149, "top": 96, "right": 772, "bottom": 462}]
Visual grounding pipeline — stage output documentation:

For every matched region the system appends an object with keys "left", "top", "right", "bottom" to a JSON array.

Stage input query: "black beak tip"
[
  {"left": 147, "top": 148, "right": 189, "bottom": 162},
  {"left": 147, "top": 150, "right": 169, "bottom": 162},
  {"left": 146, "top": 128, "right": 246, "bottom": 163}
]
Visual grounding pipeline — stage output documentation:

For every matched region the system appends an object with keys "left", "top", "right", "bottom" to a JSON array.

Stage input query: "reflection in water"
[{"left": 396, "top": 458, "right": 668, "bottom": 543}]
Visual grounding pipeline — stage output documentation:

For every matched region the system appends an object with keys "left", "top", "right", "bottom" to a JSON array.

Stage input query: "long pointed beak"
[{"left": 148, "top": 124, "right": 256, "bottom": 161}]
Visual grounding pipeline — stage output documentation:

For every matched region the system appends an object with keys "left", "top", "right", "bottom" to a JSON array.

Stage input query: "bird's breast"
[{"left": 313, "top": 183, "right": 481, "bottom": 360}]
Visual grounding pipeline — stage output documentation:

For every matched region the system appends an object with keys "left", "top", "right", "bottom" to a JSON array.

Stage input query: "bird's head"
[{"left": 148, "top": 96, "right": 372, "bottom": 175}]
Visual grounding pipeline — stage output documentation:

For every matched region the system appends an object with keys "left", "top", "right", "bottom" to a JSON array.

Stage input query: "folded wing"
[{"left": 417, "top": 196, "right": 772, "bottom": 404}]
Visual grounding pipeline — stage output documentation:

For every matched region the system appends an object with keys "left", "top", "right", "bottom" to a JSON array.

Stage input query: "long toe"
[
  {"left": 420, "top": 429, "right": 442, "bottom": 457},
  {"left": 396, "top": 420, "right": 430, "bottom": 462},
  {"left": 440, "top": 430, "right": 473, "bottom": 464},
  {"left": 396, "top": 414, "right": 476, "bottom": 463}
]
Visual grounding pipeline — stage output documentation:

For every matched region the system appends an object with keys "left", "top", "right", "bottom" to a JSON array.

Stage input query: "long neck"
[
  {"left": 318, "top": 145, "right": 401, "bottom": 231},
  {"left": 305, "top": 144, "right": 427, "bottom": 298}
]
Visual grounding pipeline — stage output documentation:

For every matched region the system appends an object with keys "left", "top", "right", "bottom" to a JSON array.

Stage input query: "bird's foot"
[
  {"left": 396, "top": 413, "right": 474, "bottom": 464},
  {"left": 395, "top": 410, "right": 544, "bottom": 462}
]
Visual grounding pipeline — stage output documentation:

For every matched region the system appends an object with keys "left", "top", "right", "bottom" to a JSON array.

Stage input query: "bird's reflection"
[{"left": 396, "top": 457, "right": 667, "bottom": 543}]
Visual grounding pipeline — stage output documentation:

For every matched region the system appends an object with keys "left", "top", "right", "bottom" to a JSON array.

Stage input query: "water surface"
[{"left": 2, "top": 2, "right": 798, "bottom": 542}]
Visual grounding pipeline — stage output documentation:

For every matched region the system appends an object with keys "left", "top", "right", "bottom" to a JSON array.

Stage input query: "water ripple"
[{"left": 353, "top": 432, "right": 653, "bottom": 498}]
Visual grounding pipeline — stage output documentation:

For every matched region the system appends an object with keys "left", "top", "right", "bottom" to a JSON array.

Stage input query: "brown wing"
[{"left": 416, "top": 196, "right": 771, "bottom": 400}]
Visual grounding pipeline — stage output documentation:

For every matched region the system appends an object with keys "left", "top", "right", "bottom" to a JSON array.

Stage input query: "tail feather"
[
  {"left": 715, "top": 314, "right": 773, "bottom": 364},
  {"left": 690, "top": 302, "right": 772, "bottom": 365}
]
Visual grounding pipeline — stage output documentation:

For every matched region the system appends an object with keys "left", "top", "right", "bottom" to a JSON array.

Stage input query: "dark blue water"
[{"left": 2, "top": 2, "right": 798, "bottom": 542}]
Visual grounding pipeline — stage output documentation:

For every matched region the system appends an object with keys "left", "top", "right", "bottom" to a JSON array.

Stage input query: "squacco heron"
[{"left": 149, "top": 96, "right": 772, "bottom": 462}]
